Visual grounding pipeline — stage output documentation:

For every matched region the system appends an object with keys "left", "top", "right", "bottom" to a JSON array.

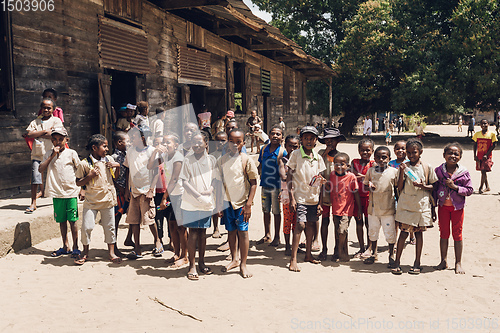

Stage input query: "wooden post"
[{"left": 329, "top": 77, "right": 333, "bottom": 121}]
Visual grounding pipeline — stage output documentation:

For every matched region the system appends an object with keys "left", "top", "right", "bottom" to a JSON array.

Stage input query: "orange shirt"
[{"left": 330, "top": 172, "right": 358, "bottom": 216}]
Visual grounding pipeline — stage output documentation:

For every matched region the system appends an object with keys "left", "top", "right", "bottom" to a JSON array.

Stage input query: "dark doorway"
[
  {"left": 109, "top": 70, "right": 137, "bottom": 111},
  {"left": 189, "top": 85, "right": 205, "bottom": 115},
  {"left": 234, "top": 61, "right": 244, "bottom": 113},
  {"left": 206, "top": 89, "right": 226, "bottom": 124}
]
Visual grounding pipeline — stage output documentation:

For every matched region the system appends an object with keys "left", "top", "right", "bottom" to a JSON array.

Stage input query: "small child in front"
[
  {"left": 351, "top": 138, "right": 375, "bottom": 258},
  {"left": 210, "top": 131, "right": 228, "bottom": 239},
  {"left": 433, "top": 143, "right": 473, "bottom": 274},
  {"left": 75, "top": 134, "right": 121, "bottom": 264},
  {"left": 180, "top": 132, "right": 217, "bottom": 280},
  {"left": 392, "top": 139, "right": 438, "bottom": 275},
  {"left": 217, "top": 128, "right": 258, "bottom": 278},
  {"left": 472, "top": 119, "right": 497, "bottom": 194},
  {"left": 329, "top": 153, "right": 362, "bottom": 261},
  {"left": 38, "top": 127, "right": 80, "bottom": 258},
  {"left": 362, "top": 146, "right": 398, "bottom": 266},
  {"left": 287, "top": 126, "right": 326, "bottom": 272}
]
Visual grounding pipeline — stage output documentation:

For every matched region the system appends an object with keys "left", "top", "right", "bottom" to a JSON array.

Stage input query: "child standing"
[
  {"left": 150, "top": 136, "right": 167, "bottom": 254},
  {"left": 317, "top": 128, "right": 346, "bottom": 261},
  {"left": 159, "top": 134, "right": 187, "bottom": 267},
  {"left": 287, "top": 126, "right": 326, "bottom": 272},
  {"left": 180, "top": 132, "right": 217, "bottom": 280},
  {"left": 392, "top": 139, "right": 438, "bottom": 275},
  {"left": 217, "top": 128, "right": 258, "bottom": 278},
  {"left": 123, "top": 127, "right": 162, "bottom": 259},
  {"left": 179, "top": 122, "right": 199, "bottom": 156},
  {"left": 257, "top": 125, "right": 286, "bottom": 247},
  {"left": 351, "top": 139, "right": 375, "bottom": 258},
  {"left": 472, "top": 119, "right": 497, "bottom": 193},
  {"left": 362, "top": 146, "right": 398, "bottom": 266},
  {"left": 415, "top": 122, "right": 425, "bottom": 140},
  {"left": 433, "top": 143, "right": 473, "bottom": 274},
  {"left": 279, "top": 135, "right": 300, "bottom": 256},
  {"left": 75, "top": 134, "right": 121, "bottom": 264},
  {"left": 24, "top": 98, "right": 63, "bottom": 213},
  {"left": 329, "top": 153, "right": 362, "bottom": 261},
  {"left": 385, "top": 129, "right": 391, "bottom": 146},
  {"left": 38, "top": 127, "right": 80, "bottom": 258},
  {"left": 111, "top": 132, "right": 130, "bottom": 253},
  {"left": 211, "top": 131, "right": 228, "bottom": 238}
]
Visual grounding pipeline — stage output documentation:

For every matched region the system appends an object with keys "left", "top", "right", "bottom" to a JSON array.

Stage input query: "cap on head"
[
  {"left": 226, "top": 110, "right": 235, "bottom": 118},
  {"left": 52, "top": 126, "right": 68, "bottom": 137},
  {"left": 300, "top": 126, "right": 319, "bottom": 137},
  {"left": 318, "top": 127, "right": 346, "bottom": 144},
  {"left": 126, "top": 103, "right": 137, "bottom": 110}
]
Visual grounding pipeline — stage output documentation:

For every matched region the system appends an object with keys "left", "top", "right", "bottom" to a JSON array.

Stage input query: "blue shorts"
[
  {"left": 222, "top": 202, "right": 248, "bottom": 232},
  {"left": 182, "top": 210, "right": 211, "bottom": 229}
]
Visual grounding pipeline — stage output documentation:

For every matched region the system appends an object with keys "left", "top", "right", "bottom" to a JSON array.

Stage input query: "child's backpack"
[{"left": 86, "top": 156, "right": 116, "bottom": 179}]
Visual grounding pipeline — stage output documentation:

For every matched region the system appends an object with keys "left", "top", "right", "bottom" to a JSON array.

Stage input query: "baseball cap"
[
  {"left": 51, "top": 126, "right": 68, "bottom": 136},
  {"left": 226, "top": 110, "right": 235, "bottom": 118},
  {"left": 300, "top": 126, "right": 319, "bottom": 137}
]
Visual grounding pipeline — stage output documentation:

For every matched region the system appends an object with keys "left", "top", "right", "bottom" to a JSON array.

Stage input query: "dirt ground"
[{"left": 1, "top": 125, "right": 499, "bottom": 332}]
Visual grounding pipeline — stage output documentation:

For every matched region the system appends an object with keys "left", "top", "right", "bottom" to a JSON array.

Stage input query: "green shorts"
[{"left": 53, "top": 198, "right": 79, "bottom": 223}]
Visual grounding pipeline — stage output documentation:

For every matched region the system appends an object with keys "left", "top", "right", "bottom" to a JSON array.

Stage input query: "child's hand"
[
  {"left": 217, "top": 211, "right": 223, "bottom": 218},
  {"left": 88, "top": 168, "right": 99, "bottom": 179},
  {"left": 474, "top": 155, "right": 479, "bottom": 162},
  {"left": 78, "top": 189, "right": 86, "bottom": 201},
  {"left": 357, "top": 207, "right": 363, "bottom": 219},
  {"left": 431, "top": 208, "right": 437, "bottom": 222},
  {"left": 412, "top": 181, "right": 424, "bottom": 188},
  {"left": 106, "top": 161, "right": 120, "bottom": 168},
  {"left": 445, "top": 178, "right": 458, "bottom": 190},
  {"left": 241, "top": 203, "right": 252, "bottom": 222},
  {"left": 289, "top": 197, "right": 297, "bottom": 214},
  {"left": 399, "top": 163, "right": 407, "bottom": 171},
  {"left": 369, "top": 181, "right": 376, "bottom": 191},
  {"left": 146, "top": 188, "right": 154, "bottom": 199},
  {"left": 197, "top": 194, "right": 211, "bottom": 205},
  {"left": 318, "top": 175, "right": 327, "bottom": 185},
  {"left": 156, "top": 145, "right": 168, "bottom": 154},
  {"left": 159, "top": 199, "right": 169, "bottom": 210},
  {"left": 53, "top": 146, "right": 61, "bottom": 155},
  {"left": 199, "top": 187, "right": 213, "bottom": 196},
  {"left": 316, "top": 205, "right": 323, "bottom": 216}
]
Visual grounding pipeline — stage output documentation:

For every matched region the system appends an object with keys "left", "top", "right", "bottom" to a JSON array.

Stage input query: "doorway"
[{"left": 110, "top": 70, "right": 137, "bottom": 110}]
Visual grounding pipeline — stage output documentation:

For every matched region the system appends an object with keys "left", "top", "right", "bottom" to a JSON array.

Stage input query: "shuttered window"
[
  {"left": 98, "top": 17, "right": 149, "bottom": 74},
  {"left": 177, "top": 45, "right": 211, "bottom": 86},
  {"left": 261, "top": 69, "right": 271, "bottom": 94}
]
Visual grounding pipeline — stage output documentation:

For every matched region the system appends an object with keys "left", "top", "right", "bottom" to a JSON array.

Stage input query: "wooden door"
[{"left": 98, "top": 73, "right": 112, "bottom": 144}]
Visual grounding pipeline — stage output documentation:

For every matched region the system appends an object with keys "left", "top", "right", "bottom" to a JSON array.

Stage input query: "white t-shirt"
[
  {"left": 363, "top": 166, "right": 398, "bottom": 216},
  {"left": 153, "top": 119, "right": 164, "bottom": 138},
  {"left": 255, "top": 129, "right": 269, "bottom": 143},
  {"left": 162, "top": 150, "right": 184, "bottom": 196},
  {"left": 363, "top": 118, "right": 372, "bottom": 135},
  {"left": 179, "top": 152, "right": 216, "bottom": 211},
  {"left": 26, "top": 116, "right": 63, "bottom": 161},
  {"left": 286, "top": 147, "right": 326, "bottom": 205},
  {"left": 42, "top": 148, "right": 80, "bottom": 198},
  {"left": 124, "top": 146, "right": 155, "bottom": 197}
]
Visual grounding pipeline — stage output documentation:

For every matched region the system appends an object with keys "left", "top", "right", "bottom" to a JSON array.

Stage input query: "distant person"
[
  {"left": 246, "top": 109, "right": 262, "bottom": 153},
  {"left": 134, "top": 101, "right": 150, "bottom": 129},
  {"left": 197, "top": 104, "right": 212, "bottom": 140},
  {"left": 397, "top": 116, "right": 403, "bottom": 134},
  {"left": 458, "top": 115, "right": 463, "bottom": 132},
  {"left": 363, "top": 115, "right": 372, "bottom": 137},
  {"left": 279, "top": 116, "right": 286, "bottom": 132},
  {"left": 374, "top": 118, "right": 379, "bottom": 133},
  {"left": 415, "top": 121, "right": 425, "bottom": 140},
  {"left": 472, "top": 119, "right": 497, "bottom": 194},
  {"left": 467, "top": 116, "right": 475, "bottom": 137},
  {"left": 24, "top": 98, "right": 63, "bottom": 213},
  {"left": 152, "top": 108, "right": 166, "bottom": 139}
]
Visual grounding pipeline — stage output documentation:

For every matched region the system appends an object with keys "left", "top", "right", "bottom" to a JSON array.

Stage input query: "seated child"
[
  {"left": 217, "top": 128, "right": 258, "bottom": 278},
  {"left": 362, "top": 146, "right": 398, "bottom": 266},
  {"left": 329, "top": 152, "right": 362, "bottom": 262},
  {"left": 75, "top": 134, "right": 121, "bottom": 264},
  {"left": 38, "top": 127, "right": 80, "bottom": 258}
]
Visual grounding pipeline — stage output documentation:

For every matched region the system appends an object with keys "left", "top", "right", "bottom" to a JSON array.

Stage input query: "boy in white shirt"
[{"left": 38, "top": 127, "right": 80, "bottom": 258}]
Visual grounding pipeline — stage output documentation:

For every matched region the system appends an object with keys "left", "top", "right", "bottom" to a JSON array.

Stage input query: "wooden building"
[{"left": 0, "top": 0, "right": 333, "bottom": 197}]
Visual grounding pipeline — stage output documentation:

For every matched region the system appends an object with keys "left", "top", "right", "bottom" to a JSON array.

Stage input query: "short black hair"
[
  {"left": 444, "top": 142, "right": 463, "bottom": 156},
  {"left": 86, "top": 134, "right": 107, "bottom": 151},
  {"left": 374, "top": 146, "right": 391, "bottom": 158},
  {"left": 228, "top": 128, "right": 245, "bottom": 138},
  {"left": 43, "top": 88, "right": 57, "bottom": 98},
  {"left": 113, "top": 131, "right": 127, "bottom": 143},
  {"left": 214, "top": 131, "right": 228, "bottom": 140},
  {"left": 269, "top": 125, "right": 283, "bottom": 134},
  {"left": 285, "top": 134, "right": 299, "bottom": 144},
  {"left": 163, "top": 133, "right": 180, "bottom": 144},
  {"left": 334, "top": 152, "right": 350, "bottom": 164},
  {"left": 40, "top": 97, "right": 55, "bottom": 108},
  {"left": 406, "top": 138, "right": 423, "bottom": 151},
  {"left": 199, "top": 130, "right": 210, "bottom": 144},
  {"left": 358, "top": 138, "right": 374, "bottom": 149}
]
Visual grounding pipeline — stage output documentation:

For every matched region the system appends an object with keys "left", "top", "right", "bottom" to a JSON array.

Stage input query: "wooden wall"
[{"left": 0, "top": 0, "right": 311, "bottom": 197}]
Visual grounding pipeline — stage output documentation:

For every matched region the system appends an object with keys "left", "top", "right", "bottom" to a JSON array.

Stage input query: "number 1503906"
[{"left": 1, "top": 0, "right": 55, "bottom": 11}]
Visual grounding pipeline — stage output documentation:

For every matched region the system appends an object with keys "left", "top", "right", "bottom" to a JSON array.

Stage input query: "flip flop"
[
  {"left": 387, "top": 258, "right": 397, "bottom": 269},
  {"left": 74, "top": 255, "right": 88, "bottom": 265},
  {"left": 200, "top": 266, "right": 213, "bottom": 275},
  {"left": 363, "top": 256, "right": 376, "bottom": 265},
  {"left": 391, "top": 267, "right": 403, "bottom": 275},
  {"left": 51, "top": 248, "right": 70, "bottom": 257},
  {"left": 127, "top": 251, "right": 143, "bottom": 260},
  {"left": 110, "top": 257, "right": 122, "bottom": 264},
  {"left": 408, "top": 267, "right": 422, "bottom": 275},
  {"left": 71, "top": 249, "right": 81, "bottom": 259},
  {"left": 187, "top": 272, "right": 199, "bottom": 281},
  {"left": 153, "top": 246, "right": 164, "bottom": 257},
  {"left": 256, "top": 237, "right": 271, "bottom": 245},
  {"left": 25, "top": 207, "right": 36, "bottom": 214}
]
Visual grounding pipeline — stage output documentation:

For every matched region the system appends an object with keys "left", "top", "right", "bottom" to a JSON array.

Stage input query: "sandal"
[
  {"left": 391, "top": 267, "right": 403, "bottom": 275},
  {"left": 51, "top": 248, "right": 70, "bottom": 257},
  {"left": 187, "top": 272, "right": 199, "bottom": 281},
  {"left": 74, "top": 255, "right": 88, "bottom": 265},
  {"left": 200, "top": 266, "right": 213, "bottom": 275},
  {"left": 110, "top": 257, "right": 122, "bottom": 264},
  {"left": 153, "top": 246, "right": 164, "bottom": 257},
  {"left": 408, "top": 267, "right": 422, "bottom": 275},
  {"left": 363, "top": 256, "right": 376, "bottom": 265},
  {"left": 25, "top": 207, "right": 36, "bottom": 214},
  {"left": 71, "top": 249, "right": 81, "bottom": 259},
  {"left": 126, "top": 251, "right": 143, "bottom": 260}
]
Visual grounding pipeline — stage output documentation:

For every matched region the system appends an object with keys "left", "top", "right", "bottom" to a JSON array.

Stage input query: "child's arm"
[
  {"left": 353, "top": 190, "right": 362, "bottom": 218},
  {"left": 160, "top": 161, "right": 182, "bottom": 209},
  {"left": 483, "top": 141, "right": 497, "bottom": 160},
  {"left": 76, "top": 168, "right": 99, "bottom": 187},
  {"left": 317, "top": 188, "right": 323, "bottom": 216},
  {"left": 473, "top": 142, "right": 478, "bottom": 161},
  {"left": 38, "top": 148, "right": 60, "bottom": 173},
  {"left": 147, "top": 147, "right": 165, "bottom": 170},
  {"left": 286, "top": 169, "right": 296, "bottom": 213},
  {"left": 26, "top": 128, "right": 52, "bottom": 139},
  {"left": 242, "top": 179, "right": 257, "bottom": 222},
  {"left": 448, "top": 173, "right": 474, "bottom": 197},
  {"left": 397, "top": 163, "right": 406, "bottom": 193},
  {"left": 278, "top": 157, "right": 286, "bottom": 182}
]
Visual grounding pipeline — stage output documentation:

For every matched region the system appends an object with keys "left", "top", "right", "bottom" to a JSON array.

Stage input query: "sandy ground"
[{"left": 1, "top": 125, "right": 499, "bottom": 332}]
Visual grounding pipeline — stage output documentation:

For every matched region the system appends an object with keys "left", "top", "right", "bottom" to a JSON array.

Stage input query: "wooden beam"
[
  {"left": 290, "top": 63, "right": 321, "bottom": 70},
  {"left": 273, "top": 56, "right": 297, "bottom": 62},
  {"left": 250, "top": 44, "right": 290, "bottom": 51},
  {"left": 155, "top": 0, "right": 228, "bottom": 10},
  {"left": 217, "top": 27, "right": 257, "bottom": 36}
]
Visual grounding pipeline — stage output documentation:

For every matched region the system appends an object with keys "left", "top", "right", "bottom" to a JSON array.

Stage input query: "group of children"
[{"left": 26, "top": 97, "right": 494, "bottom": 277}]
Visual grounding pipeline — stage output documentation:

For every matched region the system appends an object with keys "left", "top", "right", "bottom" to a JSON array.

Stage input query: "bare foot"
[
  {"left": 187, "top": 267, "right": 198, "bottom": 280},
  {"left": 484, "top": 187, "right": 491, "bottom": 193},
  {"left": 240, "top": 265, "right": 253, "bottom": 278},
  {"left": 304, "top": 256, "right": 321, "bottom": 264},
  {"left": 455, "top": 262, "right": 465, "bottom": 274},
  {"left": 217, "top": 242, "right": 230, "bottom": 252},
  {"left": 222, "top": 260, "right": 240, "bottom": 272},
  {"left": 318, "top": 251, "right": 327, "bottom": 261},
  {"left": 289, "top": 260, "right": 301, "bottom": 272},
  {"left": 109, "top": 255, "right": 122, "bottom": 264},
  {"left": 212, "top": 229, "right": 221, "bottom": 238},
  {"left": 311, "top": 242, "right": 321, "bottom": 252},
  {"left": 164, "top": 255, "right": 180, "bottom": 264},
  {"left": 434, "top": 260, "right": 448, "bottom": 270},
  {"left": 269, "top": 238, "right": 280, "bottom": 247},
  {"left": 170, "top": 257, "right": 188, "bottom": 268},
  {"left": 36, "top": 191, "right": 43, "bottom": 199}
]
